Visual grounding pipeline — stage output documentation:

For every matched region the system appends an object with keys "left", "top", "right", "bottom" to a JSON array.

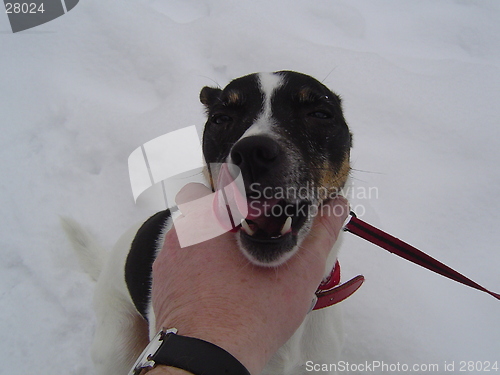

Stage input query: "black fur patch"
[
  {"left": 125, "top": 209, "right": 171, "bottom": 320},
  {"left": 201, "top": 73, "right": 264, "bottom": 165}
]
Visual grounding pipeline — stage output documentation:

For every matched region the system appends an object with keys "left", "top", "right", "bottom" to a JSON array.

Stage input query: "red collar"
[{"left": 313, "top": 260, "right": 364, "bottom": 310}]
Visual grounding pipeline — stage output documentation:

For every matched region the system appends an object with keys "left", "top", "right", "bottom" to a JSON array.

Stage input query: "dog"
[{"left": 63, "top": 71, "right": 352, "bottom": 375}]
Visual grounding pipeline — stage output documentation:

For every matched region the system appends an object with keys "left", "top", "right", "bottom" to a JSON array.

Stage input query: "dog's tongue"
[
  {"left": 213, "top": 164, "right": 280, "bottom": 231},
  {"left": 245, "top": 198, "right": 280, "bottom": 220},
  {"left": 213, "top": 164, "right": 248, "bottom": 231}
]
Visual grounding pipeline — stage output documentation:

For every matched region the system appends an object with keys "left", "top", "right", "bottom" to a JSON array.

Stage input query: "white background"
[{"left": 1, "top": 0, "right": 499, "bottom": 373}]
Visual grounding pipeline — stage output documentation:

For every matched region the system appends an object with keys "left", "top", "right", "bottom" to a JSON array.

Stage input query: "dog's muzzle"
[{"left": 213, "top": 136, "right": 311, "bottom": 266}]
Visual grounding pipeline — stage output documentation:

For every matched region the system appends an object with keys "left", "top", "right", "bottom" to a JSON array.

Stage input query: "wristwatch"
[{"left": 129, "top": 328, "right": 251, "bottom": 375}]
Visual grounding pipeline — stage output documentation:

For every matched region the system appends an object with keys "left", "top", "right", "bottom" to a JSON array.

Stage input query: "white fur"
[
  {"left": 239, "top": 72, "right": 283, "bottom": 139},
  {"left": 60, "top": 217, "right": 107, "bottom": 281}
]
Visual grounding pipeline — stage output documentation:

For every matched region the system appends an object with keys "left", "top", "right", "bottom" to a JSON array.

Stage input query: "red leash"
[
  {"left": 344, "top": 212, "right": 500, "bottom": 301},
  {"left": 313, "top": 212, "right": 499, "bottom": 310}
]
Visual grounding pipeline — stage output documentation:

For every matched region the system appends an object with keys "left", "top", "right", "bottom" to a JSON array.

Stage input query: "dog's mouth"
[
  {"left": 240, "top": 198, "right": 308, "bottom": 239},
  {"left": 213, "top": 163, "right": 314, "bottom": 266},
  {"left": 237, "top": 198, "right": 311, "bottom": 266}
]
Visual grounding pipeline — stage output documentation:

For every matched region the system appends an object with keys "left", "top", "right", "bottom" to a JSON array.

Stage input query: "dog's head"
[{"left": 200, "top": 71, "right": 351, "bottom": 266}]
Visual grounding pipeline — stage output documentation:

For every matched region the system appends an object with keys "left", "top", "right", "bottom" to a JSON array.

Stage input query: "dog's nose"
[{"left": 230, "top": 135, "right": 283, "bottom": 186}]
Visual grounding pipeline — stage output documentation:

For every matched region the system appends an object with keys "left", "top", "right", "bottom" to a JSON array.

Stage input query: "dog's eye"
[
  {"left": 211, "top": 114, "right": 232, "bottom": 124},
  {"left": 308, "top": 111, "right": 332, "bottom": 119}
]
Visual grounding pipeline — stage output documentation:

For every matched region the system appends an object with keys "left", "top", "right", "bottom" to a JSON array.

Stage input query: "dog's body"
[{"left": 65, "top": 71, "right": 352, "bottom": 374}]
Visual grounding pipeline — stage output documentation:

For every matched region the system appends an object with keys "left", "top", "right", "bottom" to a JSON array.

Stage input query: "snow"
[{"left": 1, "top": 0, "right": 499, "bottom": 373}]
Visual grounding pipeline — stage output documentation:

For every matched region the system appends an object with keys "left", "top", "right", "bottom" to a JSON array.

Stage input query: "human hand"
[{"left": 151, "top": 183, "right": 348, "bottom": 375}]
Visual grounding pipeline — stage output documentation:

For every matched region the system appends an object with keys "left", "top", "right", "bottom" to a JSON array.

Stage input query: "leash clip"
[{"left": 342, "top": 210, "right": 357, "bottom": 231}]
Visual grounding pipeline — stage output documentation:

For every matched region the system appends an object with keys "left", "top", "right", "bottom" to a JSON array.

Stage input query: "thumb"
[
  {"left": 302, "top": 196, "right": 349, "bottom": 258},
  {"left": 175, "top": 182, "right": 212, "bottom": 206}
]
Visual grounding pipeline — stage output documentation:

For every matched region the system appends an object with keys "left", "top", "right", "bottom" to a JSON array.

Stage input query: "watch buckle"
[{"left": 128, "top": 328, "right": 178, "bottom": 375}]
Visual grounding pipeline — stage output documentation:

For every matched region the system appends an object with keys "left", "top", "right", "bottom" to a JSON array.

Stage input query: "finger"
[
  {"left": 174, "top": 183, "right": 229, "bottom": 247},
  {"left": 175, "top": 182, "right": 212, "bottom": 206},
  {"left": 319, "top": 196, "right": 349, "bottom": 240},
  {"left": 302, "top": 196, "right": 349, "bottom": 257}
]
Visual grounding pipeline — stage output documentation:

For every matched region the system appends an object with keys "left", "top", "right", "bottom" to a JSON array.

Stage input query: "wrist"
[
  {"left": 135, "top": 328, "right": 256, "bottom": 375},
  {"left": 162, "top": 326, "right": 262, "bottom": 375}
]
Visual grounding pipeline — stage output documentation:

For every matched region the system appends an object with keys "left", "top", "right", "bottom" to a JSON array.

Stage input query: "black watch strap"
[{"left": 152, "top": 332, "right": 251, "bottom": 375}]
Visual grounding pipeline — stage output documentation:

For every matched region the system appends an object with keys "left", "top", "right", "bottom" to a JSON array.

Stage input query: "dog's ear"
[{"left": 200, "top": 86, "right": 222, "bottom": 109}]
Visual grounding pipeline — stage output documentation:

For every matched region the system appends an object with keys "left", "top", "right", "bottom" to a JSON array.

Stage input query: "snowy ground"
[{"left": 1, "top": 0, "right": 499, "bottom": 374}]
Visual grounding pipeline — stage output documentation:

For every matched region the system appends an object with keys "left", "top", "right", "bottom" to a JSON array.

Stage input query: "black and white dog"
[{"left": 65, "top": 71, "right": 352, "bottom": 375}]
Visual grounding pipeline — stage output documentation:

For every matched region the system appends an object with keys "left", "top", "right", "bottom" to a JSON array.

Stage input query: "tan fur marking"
[
  {"left": 225, "top": 90, "right": 243, "bottom": 106},
  {"left": 318, "top": 153, "right": 351, "bottom": 199},
  {"left": 203, "top": 165, "right": 215, "bottom": 191},
  {"left": 298, "top": 87, "right": 313, "bottom": 103}
]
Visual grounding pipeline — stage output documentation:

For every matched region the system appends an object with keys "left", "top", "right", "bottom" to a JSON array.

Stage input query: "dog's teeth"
[
  {"left": 241, "top": 219, "right": 255, "bottom": 236},
  {"left": 280, "top": 216, "right": 292, "bottom": 236}
]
